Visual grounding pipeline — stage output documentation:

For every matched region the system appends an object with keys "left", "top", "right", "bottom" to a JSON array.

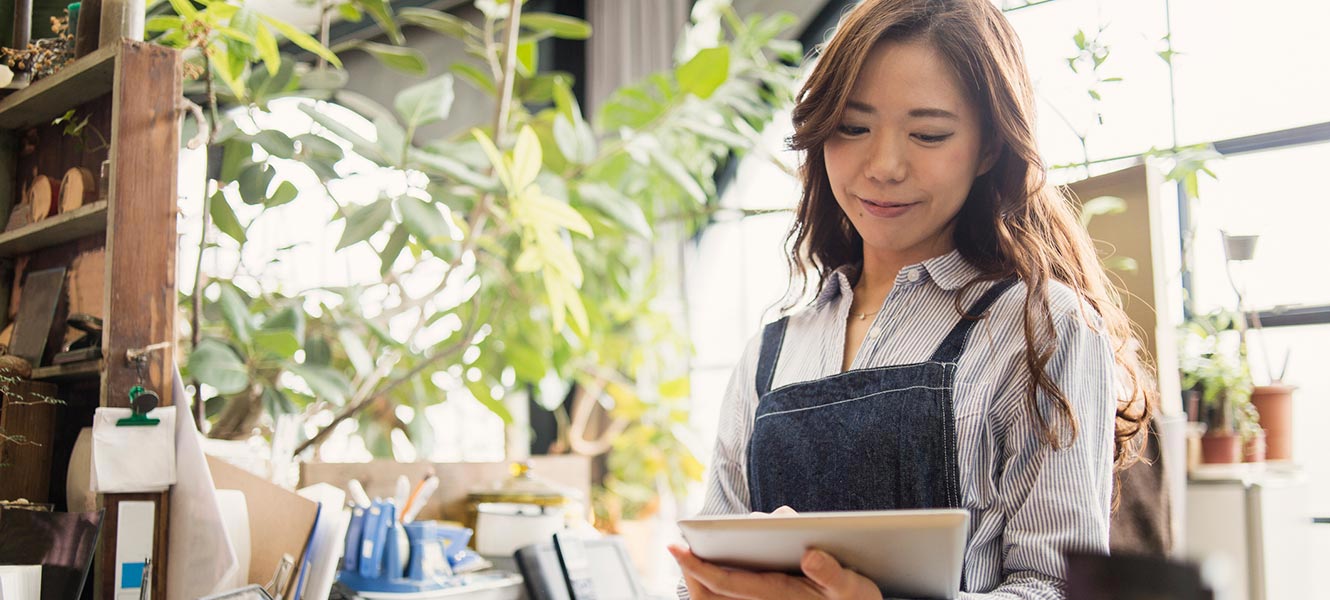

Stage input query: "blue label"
[{"left": 121, "top": 562, "right": 145, "bottom": 589}]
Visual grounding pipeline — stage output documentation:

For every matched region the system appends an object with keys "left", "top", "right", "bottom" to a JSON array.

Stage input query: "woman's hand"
[
  {"left": 670, "top": 508, "right": 881, "bottom": 600},
  {"left": 669, "top": 545, "right": 882, "bottom": 600}
]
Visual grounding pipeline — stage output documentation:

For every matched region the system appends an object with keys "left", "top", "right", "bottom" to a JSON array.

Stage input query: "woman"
[{"left": 668, "top": 0, "right": 1155, "bottom": 598}]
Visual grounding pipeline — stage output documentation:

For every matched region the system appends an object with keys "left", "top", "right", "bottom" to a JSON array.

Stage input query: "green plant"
[
  {"left": 1179, "top": 310, "right": 1259, "bottom": 439},
  {"left": 151, "top": 0, "right": 800, "bottom": 519}
]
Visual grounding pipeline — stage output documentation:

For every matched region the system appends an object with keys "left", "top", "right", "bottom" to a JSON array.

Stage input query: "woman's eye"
[
  {"left": 914, "top": 133, "right": 953, "bottom": 143},
  {"left": 837, "top": 125, "right": 869, "bottom": 136}
]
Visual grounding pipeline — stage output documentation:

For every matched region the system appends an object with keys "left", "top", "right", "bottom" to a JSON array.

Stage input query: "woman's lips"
[{"left": 858, "top": 196, "right": 919, "bottom": 218}]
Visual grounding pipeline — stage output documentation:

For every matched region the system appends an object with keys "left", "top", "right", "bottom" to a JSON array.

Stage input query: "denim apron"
[{"left": 747, "top": 278, "right": 1017, "bottom": 514}]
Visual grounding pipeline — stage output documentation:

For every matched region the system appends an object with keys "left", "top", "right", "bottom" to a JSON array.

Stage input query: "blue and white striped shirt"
[{"left": 687, "top": 249, "right": 1115, "bottom": 599}]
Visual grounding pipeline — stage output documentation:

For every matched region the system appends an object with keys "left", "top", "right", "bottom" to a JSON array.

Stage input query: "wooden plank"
[
  {"left": 96, "top": 40, "right": 180, "bottom": 600},
  {"left": 0, "top": 42, "right": 119, "bottom": 129},
  {"left": 32, "top": 358, "right": 103, "bottom": 382},
  {"left": 0, "top": 200, "right": 108, "bottom": 257},
  {"left": 0, "top": 380, "right": 60, "bottom": 503}
]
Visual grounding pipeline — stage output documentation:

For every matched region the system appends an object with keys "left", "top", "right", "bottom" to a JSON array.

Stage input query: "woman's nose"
[{"left": 864, "top": 136, "right": 908, "bottom": 184}]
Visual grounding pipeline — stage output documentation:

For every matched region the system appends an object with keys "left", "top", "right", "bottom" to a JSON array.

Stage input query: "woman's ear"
[{"left": 976, "top": 142, "right": 1002, "bottom": 177}]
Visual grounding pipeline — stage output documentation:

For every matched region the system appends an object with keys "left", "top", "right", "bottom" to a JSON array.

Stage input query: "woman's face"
[{"left": 823, "top": 38, "right": 996, "bottom": 265}]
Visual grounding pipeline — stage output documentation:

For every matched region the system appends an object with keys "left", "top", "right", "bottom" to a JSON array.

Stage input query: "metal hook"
[{"left": 124, "top": 341, "right": 172, "bottom": 366}]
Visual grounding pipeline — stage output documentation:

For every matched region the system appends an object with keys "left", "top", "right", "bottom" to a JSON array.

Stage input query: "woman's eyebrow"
[
  {"left": 844, "top": 101, "right": 959, "bottom": 121},
  {"left": 908, "top": 107, "right": 960, "bottom": 120}
]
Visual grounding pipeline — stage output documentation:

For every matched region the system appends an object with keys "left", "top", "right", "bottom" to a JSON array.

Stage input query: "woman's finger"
[
  {"left": 772, "top": 505, "right": 798, "bottom": 515},
  {"left": 668, "top": 545, "right": 790, "bottom": 600},
  {"left": 801, "top": 549, "right": 882, "bottom": 600}
]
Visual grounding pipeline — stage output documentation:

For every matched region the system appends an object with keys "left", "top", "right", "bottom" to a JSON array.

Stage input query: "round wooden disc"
[
  {"left": 28, "top": 175, "right": 59, "bottom": 222},
  {"left": 60, "top": 167, "right": 96, "bottom": 213}
]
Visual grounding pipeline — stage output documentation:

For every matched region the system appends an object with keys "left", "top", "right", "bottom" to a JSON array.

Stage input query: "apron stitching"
[
  {"left": 765, "top": 361, "right": 953, "bottom": 396},
  {"left": 755, "top": 385, "right": 951, "bottom": 420}
]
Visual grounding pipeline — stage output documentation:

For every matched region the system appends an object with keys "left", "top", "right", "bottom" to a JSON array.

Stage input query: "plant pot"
[
  {"left": 1200, "top": 432, "right": 1241, "bottom": 464},
  {"left": 1251, "top": 384, "right": 1295, "bottom": 461},
  {"left": 1242, "top": 430, "right": 1267, "bottom": 463},
  {"left": 1183, "top": 389, "right": 1202, "bottom": 422}
]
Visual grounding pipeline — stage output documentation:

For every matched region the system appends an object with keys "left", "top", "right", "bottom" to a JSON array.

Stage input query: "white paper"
[
  {"left": 296, "top": 484, "right": 349, "bottom": 600},
  {"left": 115, "top": 501, "right": 155, "bottom": 600},
  {"left": 0, "top": 566, "right": 41, "bottom": 600},
  {"left": 165, "top": 368, "right": 239, "bottom": 600},
  {"left": 91, "top": 406, "right": 176, "bottom": 493}
]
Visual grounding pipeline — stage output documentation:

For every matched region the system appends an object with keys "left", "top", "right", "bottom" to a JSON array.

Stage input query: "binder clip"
[{"left": 117, "top": 355, "right": 160, "bottom": 427}]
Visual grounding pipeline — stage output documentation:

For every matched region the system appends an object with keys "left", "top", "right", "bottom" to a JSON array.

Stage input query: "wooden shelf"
[
  {"left": 0, "top": 200, "right": 107, "bottom": 257},
  {"left": 0, "top": 42, "right": 119, "bottom": 129},
  {"left": 32, "top": 359, "right": 104, "bottom": 382}
]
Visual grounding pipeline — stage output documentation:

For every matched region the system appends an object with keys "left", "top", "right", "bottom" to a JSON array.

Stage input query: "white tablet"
[{"left": 678, "top": 509, "right": 969, "bottom": 599}]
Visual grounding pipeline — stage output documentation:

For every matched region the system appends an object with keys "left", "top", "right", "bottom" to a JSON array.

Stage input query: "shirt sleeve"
[
  {"left": 958, "top": 308, "right": 1116, "bottom": 600},
  {"left": 678, "top": 333, "right": 764, "bottom": 599}
]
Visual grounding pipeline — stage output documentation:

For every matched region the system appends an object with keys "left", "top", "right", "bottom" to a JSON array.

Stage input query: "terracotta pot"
[
  {"left": 1251, "top": 384, "right": 1295, "bottom": 461},
  {"left": 1243, "top": 430, "right": 1267, "bottom": 463},
  {"left": 1200, "top": 432, "right": 1241, "bottom": 464}
]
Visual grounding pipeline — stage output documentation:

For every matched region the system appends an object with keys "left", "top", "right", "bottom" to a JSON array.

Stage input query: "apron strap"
[
  {"left": 929, "top": 277, "right": 1020, "bottom": 364},
  {"left": 755, "top": 317, "right": 790, "bottom": 398}
]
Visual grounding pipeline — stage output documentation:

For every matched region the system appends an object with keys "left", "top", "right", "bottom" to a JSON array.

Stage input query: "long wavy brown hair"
[{"left": 785, "top": 0, "right": 1154, "bottom": 476}]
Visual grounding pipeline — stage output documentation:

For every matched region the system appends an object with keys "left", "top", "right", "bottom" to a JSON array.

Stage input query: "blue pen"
[
  {"left": 343, "top": 506, "right": 365, "bottom": 571},
  {"left": 359, "top": 502, "right": 384, "bottom": 578},
  {"left": 383, "top": 503, "right": 403, "bottom": 579}
]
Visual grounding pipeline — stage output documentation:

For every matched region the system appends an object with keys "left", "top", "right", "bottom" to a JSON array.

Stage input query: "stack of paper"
[{"left": 0, "top": 565, "right": 40, "bottom": 600}]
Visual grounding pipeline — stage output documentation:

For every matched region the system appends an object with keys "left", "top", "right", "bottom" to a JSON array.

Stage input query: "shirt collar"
[{"left": 811, "top": 249, "right": 982, "bottom": 306}]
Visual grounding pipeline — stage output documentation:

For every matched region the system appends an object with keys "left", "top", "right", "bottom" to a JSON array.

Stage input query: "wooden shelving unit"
[
  {"left": 0, "top": 40, "right": 180, "bottom": 600},
  {"left": 0, "top": 200, "right": 108, "bottom": 257},
  {"left": 31, "top": 358, "right": 104, "bottom": 382}
]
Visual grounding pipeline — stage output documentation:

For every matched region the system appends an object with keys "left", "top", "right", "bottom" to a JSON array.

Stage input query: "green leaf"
[
  {"left": 521, "top": 193, "right": 592, "bottom": 238},
  {"left": 208, "top": 190, "right": 247, "bottom": 244},
  {"left": 354, "top": 0, "right": 403, "bottom": 45},
  {"left": 288, "top": 362, "right": 352, "bottom": 405},
  {"left": 515, "top": 40, "right": 537, "bottom": 76},
  {"left": 338, "top": 329, "right": 374, "bottom": 377},
  {"left": 450, "top": 62, "right": 496, "bottom": 95},
  {"left": 676, "top": 46, "right": 729, "bottom": 99},
  {"left": 400, "top": 8, "right": 479, "bottom": 40},
  {"left": 217, "top": 283, "right": 253, "bottom": 344},
  {"left": 189, "top": 338, "right": 250, "bottom": 395},
  {"left": 167, "top": 0, "right": 199, "bottom": 20},
  {"left": 254, "top": 129, "right": 295, "bottom": 159},
  {"left": 260, "top": 14, "right": 343, "bottom": 68},
  {"left": 466, "top": 379, "right": 513, "bottom": 423},
  {"left": 511, "top": 125, "right": 543, "bottom": 190},
  {"left": 352, "top": 41, "right": 427, "bottom": 76},
  {"left": 574, "top": 183, "right": 650, "bottom": 238},
  {"left": 253, "top": 329, "right": 300, "bottom": 359},
  {"left": 472, "top": 129, "right": 514, "bottom": 191},
  {"left": 660, "top": 376, "right": 690, "bottom": 399},
  {"left": 262, "top": 385, "right": 298, "bottom": 415},
  {"left": 237, "top": 163, "right": 276, "bottom": 204},
  {"left": 380, "top": 225, "right": 408, "bottom": 275},
  {"left": 1079, "top": 195, "right": 1127, "bottom": 226},
  {"left": 678, "top": 120, "right": 750, "bottom": 148},
  {"left": 337, "top": 197, "right": 393, "bottom": 250},
  {"left": 1074, "top": 29, "right": 1087, "bottom": 49},
  {"left": 408, "top": 148, "right": 493, "bottom": 189},
  {"left": 647, "top": 145, "right": 706, "bottom": 203},
  {"left": 305, "top": 336, "right": 332, "bottom": 366},
  {"left": 261, "top": 305, "right": 305, "bottom": 341},
  {"left": 146, "top": 15, "right": 185, "bottom": 32},
  {"left": 266, "top": 180, "right": 299, "bottom": 208},
  {"left": 375, "top": 116, "right": 407, "bottom": 165},
  {"left": 552, "top": 114, "right": 595, "bottom": 165},
  {"left": 254, "top": 25, "right": 280, "bottom": 76},
  {"left": 298, "top": 103, "right": 381, "bottom": 161},
  {"left": 520, "top": 12, "right": 591, "bottom": 40},
  {"left": 295, "top": 133, "right": 344, "bottom": 162},
  {"left": 338, "top": 2, "right": 364, "bottom": 22},
  {"left": 395, "top": 74, "right": 455, "bottom": 130},
  {"left": 398, "top": 196, "right": 455, "bottom": 257}
]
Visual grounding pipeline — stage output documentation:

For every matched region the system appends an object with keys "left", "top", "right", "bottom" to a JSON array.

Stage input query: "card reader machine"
[{"left": 514, "top": 533, "right": 647, "bottom": 600}]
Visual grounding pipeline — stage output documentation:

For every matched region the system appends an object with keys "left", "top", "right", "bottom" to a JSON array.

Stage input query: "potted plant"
[{"left": 1179, "top": 310, "right": 1259, "bottom": 464}]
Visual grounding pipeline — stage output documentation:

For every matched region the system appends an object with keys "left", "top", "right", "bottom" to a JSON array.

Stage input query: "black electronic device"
[{"left": 514, "top": 534, "right": 647, "bottom": 600}]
